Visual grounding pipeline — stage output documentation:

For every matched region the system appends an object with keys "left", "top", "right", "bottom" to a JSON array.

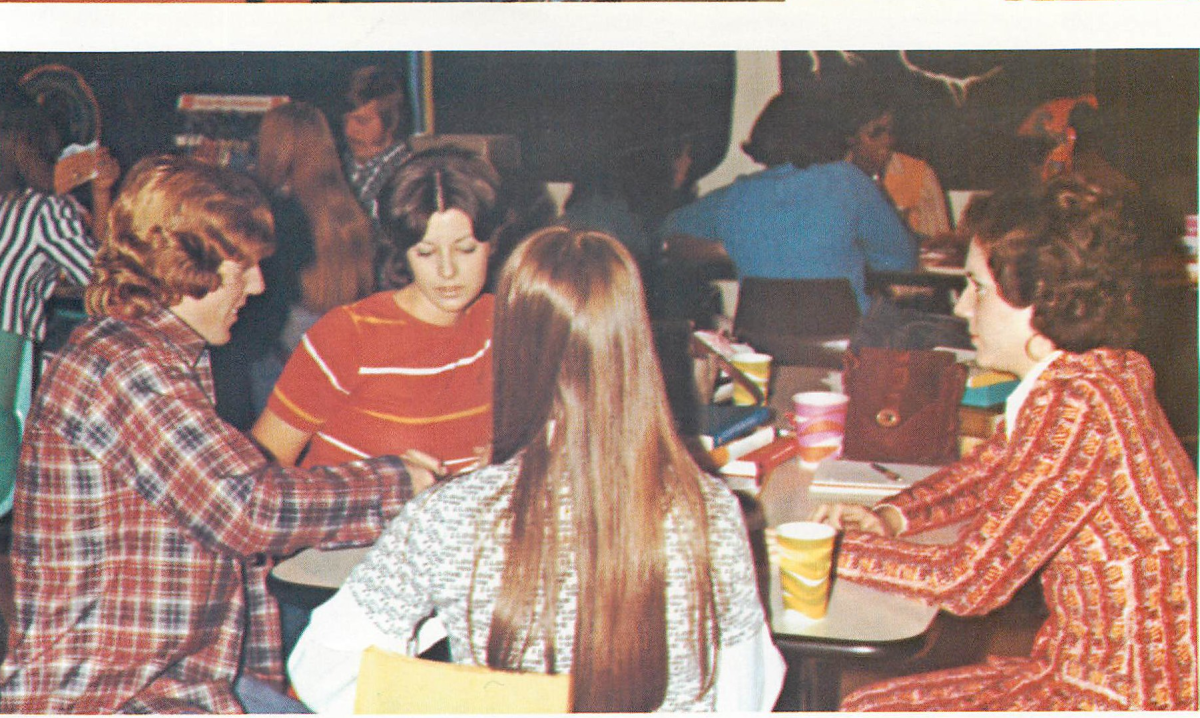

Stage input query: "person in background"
[
  {"left": 0, "top": 154, "right": 433, "bottom": 714},
  {"left": 660, "top": 90, "right": 916, "bottom": 313},
  {"left": 1016, "top": 94, "right": 1098, "bottom": 184},
  {"left": 252, "top": 147, "right": 501, "bottom": 474},
  {"left": 287, "top": 227, "right": 785, "bottom": 712},
  {"left": 212, "top": 101, "right": 376, "bottom": 428},
  {"left": 844, "top": 100, "right": 951, "bottom": 240},
  {"left": 813, "top": 176, "right": 1196, "bottom": 711},
  {"left": 0, "top": 90, "right": 118, "bottom": 522},
  {"left": 341, "top": 65, "right": 412, "bottom": 285},
  {"left": 1064, "top": 101, "right": 1138, "bottom": 197}
]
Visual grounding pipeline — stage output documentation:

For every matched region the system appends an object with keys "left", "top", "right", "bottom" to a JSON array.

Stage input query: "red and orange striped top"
[
  {"left": 268, "top": 291, "right": 493, "bottom": 470},
  {"left": 836, "top": 348, "right": 1196, "bottom": 711}
]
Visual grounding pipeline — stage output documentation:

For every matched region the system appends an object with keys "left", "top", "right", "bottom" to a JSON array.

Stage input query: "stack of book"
[
  {"left": 808, "top": 460, "right": 939, "bottom": 501},
  {"left": 720, "top": 434, "right": 802, "bottom": 495}
]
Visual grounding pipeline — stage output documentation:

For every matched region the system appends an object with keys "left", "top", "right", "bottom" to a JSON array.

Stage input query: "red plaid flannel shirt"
[{"left": 0, "top": 309, "right": 413, "bottom": 713}]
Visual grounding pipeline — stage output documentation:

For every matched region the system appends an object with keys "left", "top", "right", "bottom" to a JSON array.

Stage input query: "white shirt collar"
[{"left": 1004, "top": 350, "right": 1064, "bottom": 439}]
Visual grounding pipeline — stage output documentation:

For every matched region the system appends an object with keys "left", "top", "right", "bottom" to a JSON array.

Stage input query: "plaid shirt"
[
  {"left": 343, "top": 140, "right": 411, "bottom": 224},
  {"left": 0, "top": 308, "right": 413, "bottom": 713}
]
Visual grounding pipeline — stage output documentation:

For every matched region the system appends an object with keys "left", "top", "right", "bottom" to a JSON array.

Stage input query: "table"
[
  {"left": 757, "top": 365, "right": 953, "bottom": 710},
  {"left": 271, "top": 365, "right": 956, "bottom": 710}
]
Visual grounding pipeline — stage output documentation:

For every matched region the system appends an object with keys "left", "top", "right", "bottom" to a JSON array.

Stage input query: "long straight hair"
[
  {"left": 255, "top": 101, "right": 375, "bottom": 312},
  {"left": 487, "top": 227, "right": 718, "bottom": 711}
]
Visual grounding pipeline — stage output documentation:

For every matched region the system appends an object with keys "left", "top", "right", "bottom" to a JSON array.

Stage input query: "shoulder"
[
  {"left": 313, "top": 292, "right": 400, "bottom": 335},
  {"left": 1030, "top": 349, "right": 1153, "bottom": 417},
  {"left": 695, "top": 471, "right": 748, "bottom": 534},
  {"left": 376, "top": 461, "right": 516, "bottom": 549},
  {"left": 820, "top": 160, "right": 874, "bottom": 187}
]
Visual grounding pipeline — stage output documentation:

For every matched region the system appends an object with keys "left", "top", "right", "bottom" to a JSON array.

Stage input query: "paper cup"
[
  {"left": 731, "top": 352, "right": 772, "bottom": 406},
  {"left": 776, "top": 521, "right": 837, "bottom": 620},
  {"left": 791, "top": 391, "right": 849, "bottom": 469}
]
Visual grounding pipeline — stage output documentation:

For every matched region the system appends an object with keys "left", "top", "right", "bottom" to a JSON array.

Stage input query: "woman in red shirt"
[{"left": 252, "top": 148, "right": 502, "bottom": 476}]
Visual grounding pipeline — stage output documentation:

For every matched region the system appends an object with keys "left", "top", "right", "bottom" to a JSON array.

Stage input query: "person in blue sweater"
[{"left": 661, "top": 91, "right": 916, "bottom": 312}]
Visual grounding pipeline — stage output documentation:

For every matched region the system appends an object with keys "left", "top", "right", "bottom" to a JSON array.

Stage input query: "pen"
[{"left": 869, "top": 462, "right": 904, "bottom": 482}]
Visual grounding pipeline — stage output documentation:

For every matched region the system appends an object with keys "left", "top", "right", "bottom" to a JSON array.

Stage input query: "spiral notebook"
[{"left": 809, "top": 460, "right": 940, "bottom": 500}]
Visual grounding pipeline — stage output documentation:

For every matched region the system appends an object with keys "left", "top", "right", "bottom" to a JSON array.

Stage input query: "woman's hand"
[
  {"left": 399, "top": 451, "right": 438, "bottom": 495},
  {"left": 810, "top": 503, "right": 902, "bottom": 537}
]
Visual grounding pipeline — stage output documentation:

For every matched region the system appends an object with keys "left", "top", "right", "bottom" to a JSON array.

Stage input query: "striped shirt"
[
  {"left": 0, "top": 189, "right": 97, "bottom": 340},
  {"left": 836, "top": 349, "right": 1197, "bottom": 711},
  {"left": 268, "top": 291, "right": 493, "bottom": 469}
]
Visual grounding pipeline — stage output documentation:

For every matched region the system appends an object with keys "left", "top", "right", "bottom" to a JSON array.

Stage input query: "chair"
[
  {"left": 354, "top": 645, "right": 572, "bottom": 714},
  {"left": 733, "top": 277, "right": 861, "bottom": 368}
]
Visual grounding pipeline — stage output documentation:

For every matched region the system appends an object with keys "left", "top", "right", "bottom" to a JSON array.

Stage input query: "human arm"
[
  {"left": 38, "top": 194, "right": 99, "bottom": 286},
  {"left": 713, "top": 621, "right": 785, "bottom": 712},
  {"left": 287, "top": 585, "right": 407, "bottom": 713},
  {"left": 83, "top": 347, "right": 415, "bottom": 557},
  {"left": 290, "top": 487, "right": 448, "bottom": 711},
  {"left": 250, "top": 407, "right": 311, "bottom": 466},
  {"left": 811, "top": 502, "right": 904, "bottom": 536},
  {"left": 702, "top": 476, "right": 784, "bottom": 711},
  {"left": 86, "top": 148, "right": 120, "bottom": 240},
  {"left": 259, "top": 307, "right": 357, "bottom": 459},
  {"left": 833, "top": 379, "right": 1116, "bottom": 616},
  {"left": 910, "top": 161, "right": 950, "bottom": 238}
]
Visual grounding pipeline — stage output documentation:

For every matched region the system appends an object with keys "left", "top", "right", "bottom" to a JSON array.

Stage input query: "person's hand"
[
  {"left": 400, "top": 450, "right": 440, "bottom": 495},
  {"left": 92, "top": 148, "right": 120, "bottom": 189},
  {"left": 810, "top": 503, "right": 900, "bottom": 537}
]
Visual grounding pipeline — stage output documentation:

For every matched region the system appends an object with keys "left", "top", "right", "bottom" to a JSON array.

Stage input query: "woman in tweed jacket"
[{"left": 815, "top": 176, "right": 1196, "bottom": 710}]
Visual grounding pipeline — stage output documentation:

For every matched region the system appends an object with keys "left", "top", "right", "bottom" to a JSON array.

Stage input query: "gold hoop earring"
[{"left": 1025, "top": 334, "right": 1045, "bottom": 363}]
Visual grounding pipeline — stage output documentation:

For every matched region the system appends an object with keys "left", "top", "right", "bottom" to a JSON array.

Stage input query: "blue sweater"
[{"left": 662, "top": 161, "right": 916, "bottom": 310}]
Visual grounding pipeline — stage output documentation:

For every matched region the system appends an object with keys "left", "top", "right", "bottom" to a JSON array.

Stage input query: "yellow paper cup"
[
  {"left": 731, "top": 352, "right": 772, "bottom": 406},
  {"left": 776, "top": 521, "right": 837, "bottom": 620}
]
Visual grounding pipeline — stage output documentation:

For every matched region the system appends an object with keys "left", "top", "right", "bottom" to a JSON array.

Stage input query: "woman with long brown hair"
[
  {"left": 253, "top": 101, "right": 375, "bottom": 342},
  {"left": 287, "top": 227, "right": 784, "bottom": 712},
  {"left": 217, "top": 101, "right": 377, "bottom": 427}
]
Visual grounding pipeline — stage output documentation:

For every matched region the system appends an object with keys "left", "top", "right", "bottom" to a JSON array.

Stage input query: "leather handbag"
[{"left": 841, "top": 347, "right": 967, "bottom": 465}]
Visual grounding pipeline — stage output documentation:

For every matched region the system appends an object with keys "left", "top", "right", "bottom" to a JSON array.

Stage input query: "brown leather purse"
[{"left": 841, "top": 347, "right": 968, "bottom": 465}]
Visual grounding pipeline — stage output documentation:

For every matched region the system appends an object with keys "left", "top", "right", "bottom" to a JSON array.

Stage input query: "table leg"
[{"left": 774, "top": 651, "right": 842, "bottom": 711}]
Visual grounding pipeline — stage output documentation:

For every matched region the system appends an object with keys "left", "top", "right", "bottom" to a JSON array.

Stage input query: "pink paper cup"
[{"left": 791, "top": 391, "right": 849, "bottom": 469}]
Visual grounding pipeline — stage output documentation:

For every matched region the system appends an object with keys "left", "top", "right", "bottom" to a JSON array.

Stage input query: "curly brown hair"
[
  {"left": 86, "top": 154, "right": 274, "bottom": 320},
  {"left": 962, "top": 175, "right": 1145, "bottom": 352}
]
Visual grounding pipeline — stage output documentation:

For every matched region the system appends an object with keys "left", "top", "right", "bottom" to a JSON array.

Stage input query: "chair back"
[
  {"left": 354, "top": 645, "right": 572, "bottom": 714},
  {"left": 733, "top": 277, "right": 861, "bottom": 366}
]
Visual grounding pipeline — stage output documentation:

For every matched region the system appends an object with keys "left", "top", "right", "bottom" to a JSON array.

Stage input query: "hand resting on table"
[{"left": 810, "top": 503, "right": 903, "bottom": 537}]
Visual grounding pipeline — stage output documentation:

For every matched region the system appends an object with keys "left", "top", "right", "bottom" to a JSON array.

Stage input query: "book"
[
  {"left": 708, "top": 426, "right": 776, "bottom": 467},
  {"left": 961, "top": 366, "right": 1020, "bottom": 407},
  {"left": 698, "top": 404, "right": 773, "bottom": 449},
  {"left": 808, "top": 460, "right": 940, "bottom": 500},
  {"left": 721, "top": 434, "right": 801, "bottom": 496},
  {"left": 721, "top": 434, "right": 801, "bottom": 478}
]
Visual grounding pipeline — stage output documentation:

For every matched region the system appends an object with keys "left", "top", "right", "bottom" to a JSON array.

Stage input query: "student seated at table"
[
  {"left": 287, "top": 227, "right": 786, "bottom": 712},
  {"left": 0, "top": 154, "right": 435, "bottom": 714},
  {"left": 251, "top": 148, "right": 501, "bottom": 474},
  {"left": 659, "top": 90, "right": 916, "bottom": 313},
  {"left": 814, "top": 176, "right": 1197, "bottom": 711},
  {"left": 842, "top": 91, "right": 951, "bottom": 241}
]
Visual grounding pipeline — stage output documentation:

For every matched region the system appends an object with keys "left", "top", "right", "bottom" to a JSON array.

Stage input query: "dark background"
[{"left": 1, "top": 49, "right": 1194, "bottom": 212}]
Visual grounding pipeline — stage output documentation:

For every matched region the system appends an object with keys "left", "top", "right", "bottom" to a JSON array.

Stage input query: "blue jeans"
[{"left": 234, "top": 675, "right": 311, "bottom": 714}]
